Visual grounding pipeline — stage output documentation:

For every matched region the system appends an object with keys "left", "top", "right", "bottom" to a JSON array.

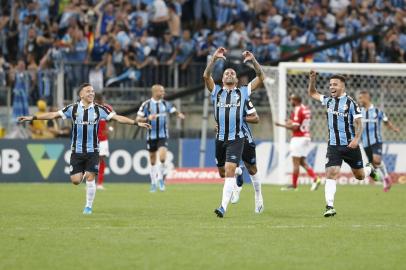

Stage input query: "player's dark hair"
[
  {"left": 330, "top": 74, "right": 346, "bottom": 84},
  {"left": 290, "top": 94, "right": 302, "bottom": 103},
  {"left": 359, "top": 90, "right": 370, "bottom": 97},
  {"left": 77, "top": 83, "right": 92, "bottom": 97}
]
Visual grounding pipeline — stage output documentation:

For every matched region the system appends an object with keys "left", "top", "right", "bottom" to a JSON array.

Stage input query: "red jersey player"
[
  {"left": 275, "top": 94, "right": 321, "bottom": 191},
  {"left": 95, "top": 93, "right": 112, "bottom": 190}
]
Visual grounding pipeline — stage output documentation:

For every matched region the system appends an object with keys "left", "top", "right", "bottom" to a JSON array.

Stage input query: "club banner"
[
  {"left": 0, "top": 139, "right": 178, "bottom": 183},
  {"left": 181, "top": 139, "right": 406, "bottom": 185}
]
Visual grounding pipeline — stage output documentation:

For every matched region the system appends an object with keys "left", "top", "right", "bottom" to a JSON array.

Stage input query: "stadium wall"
[{"left": 1, "top": 139, "right": 405, "bottom": 184}]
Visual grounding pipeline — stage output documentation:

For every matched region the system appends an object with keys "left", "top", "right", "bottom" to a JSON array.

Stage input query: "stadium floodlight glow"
[{"left": 263, "top": 62, "right": 406, "bottom": 184}]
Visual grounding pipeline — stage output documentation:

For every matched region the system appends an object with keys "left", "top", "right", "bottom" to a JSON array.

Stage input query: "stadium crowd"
[{"left": 0, "top": 0, "right": 405, "bottom": 108}]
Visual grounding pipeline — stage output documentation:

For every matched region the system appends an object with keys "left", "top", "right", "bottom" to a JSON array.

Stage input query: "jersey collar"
[
  {"left": 79, "top": 100, "right": 94, "bottom": 108},
  {"left": 151, "top": 97, "right": 162, "bottom": 103}
]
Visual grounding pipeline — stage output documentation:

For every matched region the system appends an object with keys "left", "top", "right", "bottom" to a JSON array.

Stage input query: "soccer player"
[
  {"left": 357, "top": 90, "right": 400, "bottom": 192},
  {"left": 94, "top": 93, "right": 113, "bottom": 190},
  {"left": 275, "top": 94, "right": 321, "bottom": 191},
  {"left": 136, "top": 84, "right": 185, "bottom": 192},
  {"left": 18, "top": 83, "right": 151, "bottom": 214},
  {"left": 230, "top": 98, "right": 262, "bottom": 208},
  {"left": 203, "top": 47, "right": 265, "bottom": 218},
  {"left": 307, "top": 71, "right": 380, "bottom": 217}
]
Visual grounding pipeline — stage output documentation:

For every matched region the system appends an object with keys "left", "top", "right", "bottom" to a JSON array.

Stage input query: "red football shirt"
[
  {"left": 97, "top": 103, "right": 113, "bottom": 141},
  {"left": 290, "top": 104, "right": 311, "bottom": 137}
]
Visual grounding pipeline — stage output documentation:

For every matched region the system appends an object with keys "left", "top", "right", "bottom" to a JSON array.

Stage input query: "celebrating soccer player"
[
  {"left": 275, "top": 94, "right": 321, "bottom": 191},
  {"left": 308, "top": 71, "right": 380, "bottom": 217},
  {"left": 203, "top": 47, "right": 265, "bottom": 218},
  {"left": 18, "top": 83, "right": 151, "bottom": 214},
  {"left": 357, "top": 90, "right": 400, "bottom": 192},
  {"left": 136, "top": 84, "right": 185, "bottom": 192}
]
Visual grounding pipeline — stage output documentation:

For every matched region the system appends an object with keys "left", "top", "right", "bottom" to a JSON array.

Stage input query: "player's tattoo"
[
  {"left": 354, "top": 118, "right": 363, "bottom": 140},
  {"left": 203, "top": 58, "right": 216, "bottom": 79},
  {"left": 252, "top": 58, "right": 264, "bottom": 79}
]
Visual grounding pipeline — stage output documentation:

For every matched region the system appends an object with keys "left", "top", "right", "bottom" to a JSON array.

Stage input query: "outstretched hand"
[
  {"left": 138, "top": 122, "right": 152, "bottom": 129},
  {"left": 213, "top": 47, "right": 227, "bottom": 61},
  {"left": 18, "top": 116, "right": 33, "bottom": 122},
  {"left": 242, "top": 51, "right": 254, "bottom": 63},
  {"left": 177, "top": 112, "right": 186, "bottom": 120},
  {"left": 309, "top": 70, "right": 317, "bottom": 80}
]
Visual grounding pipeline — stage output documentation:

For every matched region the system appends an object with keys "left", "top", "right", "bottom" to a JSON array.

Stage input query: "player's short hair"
[
  {"left": 329, "top": 74, "right": 346, "bottom": 84},
  {"left": 77, "top": 83, "right": 92, "bottom": 96},
  {"left": 359, "top": 90, "right": 370, "bottom": 97}
]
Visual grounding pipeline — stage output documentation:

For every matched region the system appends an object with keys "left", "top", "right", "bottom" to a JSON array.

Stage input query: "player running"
[
  {"left": 307, "top": 71, "right": 380, "bottom": 217},
  {"left": 95, "top": 93, "right": 113, "bottom": 190},
  {"left": 357, "top": 90, "right": 400, "bottom": 192},
  {"left": 230, "top": 98, "right": 263, "bottom": 210},
  {"left": 19, "top": 83, "right": 151, "bottom": 214},
  {"left": 136, "top": 84, "right": 185, "bottom": 192},
  {"left": 275, "top": 94, "right": 321, "bottom": 191},
  {"left": 203, "top": 47, "right": 265, "bottom": 218}
]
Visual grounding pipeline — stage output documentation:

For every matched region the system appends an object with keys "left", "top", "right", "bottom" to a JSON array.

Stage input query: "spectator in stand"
[
  {"left": 10, "top": 59, "right": 30, "bottom": 122},
  {"left": 193, "top": 0, "right": 214, "bottom": 30},
  {"left": 29, "top": 99, "right": 55, "bottom": 139},
  {"left": 175, "top": 29, "right": 195, "bottom": 70},
  {"left": 148, "top": 0, "right": 169, "bottom": 37}
]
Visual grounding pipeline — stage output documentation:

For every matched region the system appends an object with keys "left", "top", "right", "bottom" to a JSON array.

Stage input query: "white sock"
[
  {"left": 378, "top": 162, "right": 389, "bottom": 178},
  {"left": 159, "top": 162, "right": 166, "bottom": 178},
  {"left": 221, "top": 177, "right": 235, "bottom": 211},
  {"left": 150, "top": 165, "right": 157, "bottom": 185},
  {"left": 250, "top": 173, "right": 262, "bottom": 199},
  {"left": 85, "top": 180, "right": 96, "bottom": 208},
  {"left": 235, "top": 166, "right": 242, "bottom": 176},
  {"left": 364, "top": 166, "right": 372, "bottom": 177},
  {"left": 325, "top": 179, "right": 336, "bottom": 207}
]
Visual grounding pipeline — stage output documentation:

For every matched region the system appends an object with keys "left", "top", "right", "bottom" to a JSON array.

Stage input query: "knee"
[
  {"left": 354, "top": 172, "right": 365, "bottom": 180},
  {"left": 71, "top": 179, "right": 81, "bottom": 185},
  {"left": 247, "top": 165, "right": 257, "bottom": 175}
]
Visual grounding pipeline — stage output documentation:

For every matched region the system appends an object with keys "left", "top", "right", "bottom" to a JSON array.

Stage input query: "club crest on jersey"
[
  {"left": 356, "top": 106, "right": 361, "bottom": 113},
  {"left": 343, "top": 104, "right": 348, "bottom": 111}
]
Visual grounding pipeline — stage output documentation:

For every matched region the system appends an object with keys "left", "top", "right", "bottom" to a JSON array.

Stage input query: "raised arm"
[
  {"left": 203, "top": 47, "right": 226, "bottom": 92},
  {"left": 18, "top": 112, "right": 61, "bottom": 122},
  {"left": 111, "top": 114, "right": 151, "bottom": 129},
  {"left": 308, "top": 70, "right": 322, "bottom": 101},
  {"left": 242, "top": 51, "right": 265, "bottom": 92}
]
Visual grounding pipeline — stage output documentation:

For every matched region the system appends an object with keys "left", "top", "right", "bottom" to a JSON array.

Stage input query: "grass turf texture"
[{"left": 0, "top": 184, "right": 405, "bottom": 270}]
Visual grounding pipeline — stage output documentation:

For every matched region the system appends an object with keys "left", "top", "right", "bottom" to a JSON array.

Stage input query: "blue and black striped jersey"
[
  {"left": 58, "top": 101, "right": 115, "bottom": 153},
  {"left": 361, "top": 105, "right": 388, "bottom": 147}
]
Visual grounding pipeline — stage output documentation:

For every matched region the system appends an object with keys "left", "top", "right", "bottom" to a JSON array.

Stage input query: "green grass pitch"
[{"left": 0, "top": 183, "right": 405, "bottom": 270}]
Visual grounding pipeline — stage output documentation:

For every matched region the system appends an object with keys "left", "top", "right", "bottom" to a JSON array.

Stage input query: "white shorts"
[
  {"left": 99, "top": 140, "right": 110, "bottom": 157},
  {"left": 289, "top": 137, "right": 311, "bottom": 157}
]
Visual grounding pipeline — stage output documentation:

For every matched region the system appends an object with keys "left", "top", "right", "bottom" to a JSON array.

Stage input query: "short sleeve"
[
  {"left": 58, "top": 104, "right": 73, "bottom": 120},
  {"left": 350, "top": 101, "right": 362, "bottom": 119},
  {"left": 210, "top": 84, "right": 222, "bottom": 101},
  {"left": 137, "top": 101, "right": 148, "bottom": 117},
  {"left": 247, "top": 82, "right": 252, "bottom": 96},
  {"left": 245, "top": 99, "right": 256, "bottom": 115},
  {"left": 99, "top": 105, "right": 116, "bottom": 121},
  {"left": 165, "top": 102, "right": 177, "bottom": 114},
  {"left": 381, "top": 111, "right": 389, "bottom": 122},
  {"left": 320, "top": 95, "right": 329, "bottom": 105}
]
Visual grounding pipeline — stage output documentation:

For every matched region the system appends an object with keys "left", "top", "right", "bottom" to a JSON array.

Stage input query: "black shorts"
[
  {"left": 70, "top": 152, "right": 99, "bottom": 175},
  {"left": 326, "top": 145, "right": 363, "bottom": 169},
  {"left": 364, "top": 143, "right": 382, "bottom": 162},
  {"left": 215, "top": 137, "right": 245, "bottom": 167},
  {"left": 242, "top": 139, "right": 256, "bottom": 165},
  {"left": 147, "top": 139, "right": 168, "bottom": 152}
]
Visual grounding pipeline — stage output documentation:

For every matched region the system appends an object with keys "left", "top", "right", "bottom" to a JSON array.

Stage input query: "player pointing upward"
[{"left": 307, "top": 71, "right": 380, "bottom": 217}]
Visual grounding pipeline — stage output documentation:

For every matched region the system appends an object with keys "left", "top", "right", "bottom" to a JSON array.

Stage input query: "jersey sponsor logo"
[
  {"left": 74, "top": 119, "right": 99, "bottom": 125},
  {"left": 327, "top": 108, "right": 348, "bottom": 117},
  {"left": 216, "top": 101, "right": 241, "bottom": 108}
]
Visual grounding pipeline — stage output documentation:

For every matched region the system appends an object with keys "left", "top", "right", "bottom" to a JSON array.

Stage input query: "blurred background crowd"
[{"left": 0, "top": 0, "right": 405, "bottom": 138}]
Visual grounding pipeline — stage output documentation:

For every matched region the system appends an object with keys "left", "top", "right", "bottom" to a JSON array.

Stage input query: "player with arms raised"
[
  {"left": 203, "top": 47, "right": 265, "bottom": 218},
  {"left": 276, "top": 94, "right": 321, "bottom": 191},
  {"left": 307, "top": 71, "right": 380, "bottom": 217}
]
